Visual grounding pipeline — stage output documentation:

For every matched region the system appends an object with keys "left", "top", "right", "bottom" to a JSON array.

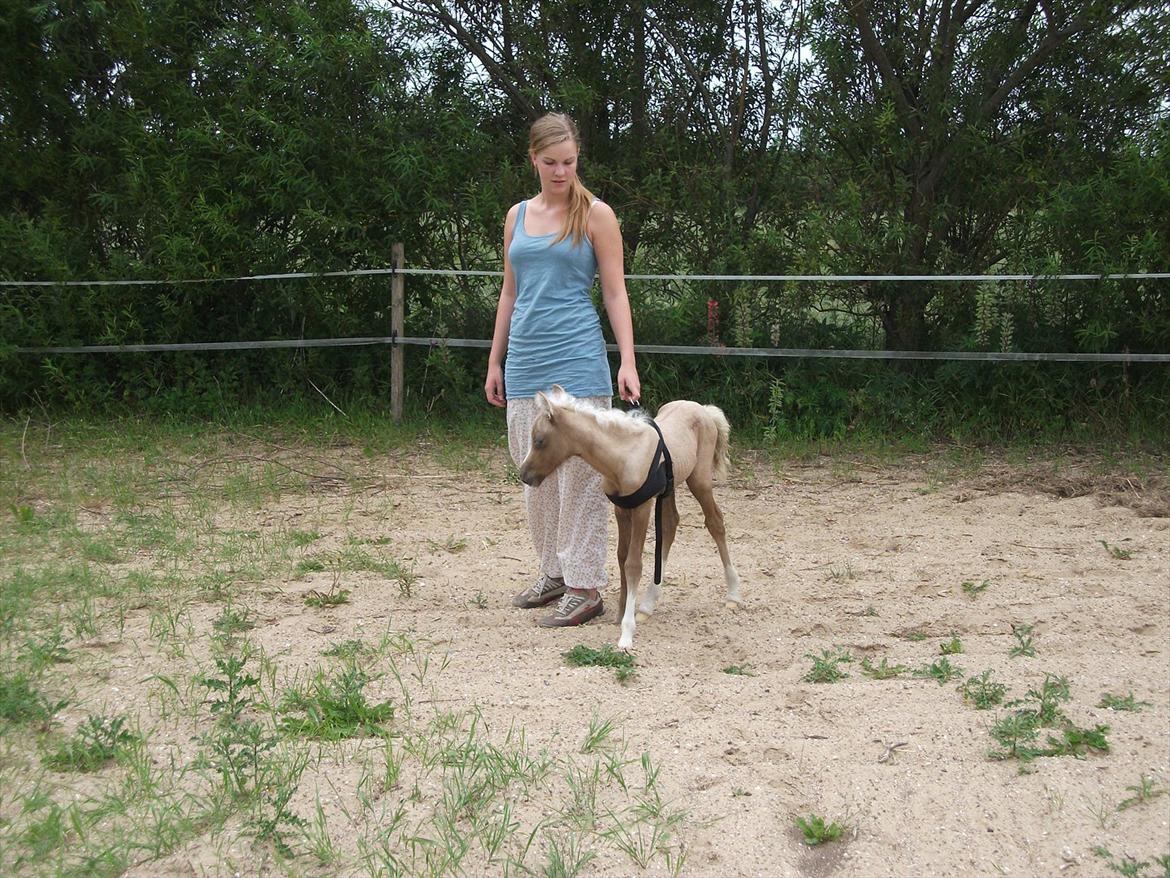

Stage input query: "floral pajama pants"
[{"left": 506, "top": 396, "right": 611, "bottom": 591}]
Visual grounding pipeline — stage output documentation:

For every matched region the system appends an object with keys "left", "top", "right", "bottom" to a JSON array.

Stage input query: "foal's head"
[{"left": 518, "top": 387, "right": 577, "bottom": 487}]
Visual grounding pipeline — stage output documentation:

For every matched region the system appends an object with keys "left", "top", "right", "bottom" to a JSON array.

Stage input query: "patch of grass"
[
  {"left": 304, "top": 587, "right": 351, "bottom": 608},
  {"left": 1092, "top": 847, "right": 1170, "bottom": 877},
  {"left": 896, "top": 628, "right": 928, "bottom": 642},
  {"left": 42, "top": 714, "right": 141, "bottom": 772},
  {"left": 1098, "top": 539, "right": 1132, "bottom": 560},
  {"left": 803, "top": 649, "right": 853, "bottom": 683},
  {"left": 288, "top": 529, "right": 322, "bottom": 547},
  {"left": 280, "top": 664, "right": 395, "bottom": 740},
  {"left": 913, "top": 658, "right": 965, "bottom": 685},
  {"left": 1118, "top": 775, "right": 1167, "bottom": 811},
  {"left": 427, "top": 535, "right": 467, "bottom": 554},
  {"left": 468, "top": 590, "right": 488, "bottom": 609},
  {"left": 859, "top": 657, "right": 909, "bottom": 679},
  {"left": 211, "top": 603, "right": 255, "bottom": 638},
  {"left": 294, "top": 557, "right": 327, "bottom": 578},
  {"left": 961, "top": 578, "right": 990, "bottom": 597},
  {"left": 1098, "top": 691, "right": 1152, "bottom": 712},
  {"left": 1009, "top": 623, "right": 1037, "bottom": 657},
  {"left": 721, "top": 663, "right": 756, "bottom": 676},
  {"left": 79, "top": 535, "right": 121, "bottom": 564},
  {"left": 990, "top": 673, "right": 1110, "bottom": 763},
  {"left": 322, "top": 639, "right": 371, "bottom": 660},
  {"left": 826, "top": 562, "right": 857, "bottom": 583},
  {"left": 795, "top": 813, "right": 845, "bottom": 846},
  {"left": 0, "top": 673, "right": 68, "bottom": 727},
  {"left": 581, "top": 715, "right": 618, "bottom": 754},
  {"left": 20, "top": 630, "right": 71, "bottom": 673},
  {"left": 565, "top": 644, "right": 636, "bottom": 670},
  {"left": 939, "top": 635, "right": 964, "bottom": 655},
  {"left": 959, "top": 671, "right": 1008, "bottom": 709}
]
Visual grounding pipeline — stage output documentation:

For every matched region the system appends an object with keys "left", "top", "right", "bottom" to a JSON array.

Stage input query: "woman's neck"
[{"left": 535, "top": 190, "right": 570, "bottom": 210}]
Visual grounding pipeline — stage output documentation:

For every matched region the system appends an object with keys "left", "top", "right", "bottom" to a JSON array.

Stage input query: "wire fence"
[{"left": 8, "top": 265, "right": 1170, "bottom": 364}]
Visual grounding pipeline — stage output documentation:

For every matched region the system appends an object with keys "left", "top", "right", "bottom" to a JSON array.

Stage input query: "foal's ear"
[{"left": 534, "top": 390, "right": 551, "bottom": 417}]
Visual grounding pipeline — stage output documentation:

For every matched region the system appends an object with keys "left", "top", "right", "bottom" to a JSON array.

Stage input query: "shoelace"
[{"left": 554, "top": 592, "right": 585, "bottom": 614}]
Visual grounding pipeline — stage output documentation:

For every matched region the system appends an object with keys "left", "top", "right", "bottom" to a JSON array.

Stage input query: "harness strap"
[{"left": 605, "top": 419, "right": 674, "bottom": 584}]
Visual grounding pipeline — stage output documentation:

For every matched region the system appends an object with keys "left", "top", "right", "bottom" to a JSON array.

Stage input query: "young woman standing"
[{"left": 484, "top": 113, "right": 641, "bottom": 627}]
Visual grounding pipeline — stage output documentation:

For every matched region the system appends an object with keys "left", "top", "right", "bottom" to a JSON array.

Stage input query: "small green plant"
[
  {"left": 212, "top": 604, "right": 255, "bottom": 638},
  {"left": 897, "top": 628, "right": 928, "bottom": 642},
  {"left": 939, "top": 635, "right": 964, "bottom": 655},
  {"left": 20, "top": 631, "right": 71, "bottom": 673},
  {"left": 288, "top": 529, "right": 322, "bottom": 547},
  {"left": 795, "top": 813, "right": 845, "bottom": 846},
  {"left": 294, "top": 557, "right": 327, "bottom": 578},
  {"left": 989, "top": 673, "right": 1109, "bottom": 763},
  {"left": 581, "top": 714, "right": 617, "bottom": 754},
  {"left": 427, "top": 535, "right": 467, "bottom": 553},
  {"left": 959, "top": 671, "right": 1008, "bottom": 709},
  {"left": 565, "top": 644, "right": 636, "bottom": 670},
  {"left": 468, "top": 590, "right": 488, "bottom": 609},
  {"left": 1098, "top": 539, "right": 1132, "bottom": 560},
  {"left": 1098, "top": 691, "right": 1152, "bottom": 712},
  {"left": 859, "top": 657, "right": 909, "bottom": 679},
  {"left": 0, "top": 672, "right": 68, "bottom": 726},
  {"left": 826, "top": 562, "right": 856, "bottom": 583},
  {"left": 1092, "top": 847, "right": 1170, "bottom": 877},
  {"left": 42, "top": 714, "right": 141, "bottom": 771},
  {"left": 913, "top": 658, "right": 964, "bottom": 685},
  {"left": 304, "top": 587, "right": 351, "bottom": 608},
  {"left": 1009, "top": 623, "right": 1037, "bottom": 657},
  {"left": 722, "top": 663, "right": 757, "bottom": 676},
  {"left": 1118, "top": 775, "right": 1167, "bottom": 810},
  {"left": 322, "top": 639, "right": 370, "bottom": 660},
  {"left": 280, "top": 664, "right": 395, "bottom": 740},
  {"left": 615, "top": 665, "right": 638, "bottom": 686},
  {"left": 961, "top": 579, "right": 990, "bottom": 597},
  {"left": 803, "top": 649, "right": 853, "bottom": 683}
]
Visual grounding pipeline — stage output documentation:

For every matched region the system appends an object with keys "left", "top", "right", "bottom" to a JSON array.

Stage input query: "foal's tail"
[{"left": 704, "top": 404, "right": 732, "bottom": 481}]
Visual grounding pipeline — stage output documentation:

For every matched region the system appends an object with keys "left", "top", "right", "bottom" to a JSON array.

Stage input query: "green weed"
[
  {"left": 1098, "top": 539, "right": 1132, "bottom": 560},
  {"left": 913, "top": 658, "right": 965, "bottom": 685},
  {"left": 859, "top": 657, "right": 909, "bottom": 679},
  {"left": 721, "top": 663, "right": 757, "bottom": 676},
  {"left": 1118, "top": 775, "right": 1167, "bottom": 810},
  {"left": 304, "top": 587, "right": 351, "bottom": 608},
  {"left": 803, "top": 649, "right": 853, "bottom": 683},
  {"left": 0, "top": 672, "right": 68, "bottom": 727},
  {"left": 959, "top": 671, "right": 1008, "bottom": 709},
  {"left": 42, "top": 714, "right": 141, "bottom": 772},
  {"left": 795, "top": 813, "right": 845, "bottom": 846},
  {"left": 280, "top": 664, "right": 395, "bottom": 740},
  {"left": 565, "top": 644, "right": 636, "bottom": 670},
  {"left": 939, "top": 635, "right": 964, "bottom": 655},
  {"left": 322, "top": 639, "right": 371, "bottom": 661},
  {"left": 1009, "top": 623, "right": 1037, "bottom": 657},
  {"left": 1092, "top": 847, "right": 1170, "bottom": 877},
  {"left": 1099, "top": 691, "right": 1152, "bottom": 712},
  {"left": 961, "top": 579, "right": 990, "bottom": 597}
]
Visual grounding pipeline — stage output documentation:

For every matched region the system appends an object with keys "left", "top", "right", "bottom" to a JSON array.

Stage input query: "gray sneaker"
[
  {"left": 512, "top": 574, "right": 566, "bottom": 608},
  {"left": 538, "top": 590, "right": 604, "bottom": 627}
]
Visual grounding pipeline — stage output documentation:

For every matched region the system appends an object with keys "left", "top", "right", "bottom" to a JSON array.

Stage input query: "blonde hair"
[{"left": 529, "top": 113, "right": 595, "bottom": 247}]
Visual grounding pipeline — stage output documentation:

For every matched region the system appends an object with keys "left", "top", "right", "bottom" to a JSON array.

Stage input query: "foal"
[{"left": 518, "top": 385, "right": 742, "bottom": 649}]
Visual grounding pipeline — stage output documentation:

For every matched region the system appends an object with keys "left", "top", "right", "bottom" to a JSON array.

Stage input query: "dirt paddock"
[
  {"left": 4, "top": 433, "right": 1169, "bottom": 877},
  {"left": 243, "top": 443, "right": 1169, "bottom": 876}
]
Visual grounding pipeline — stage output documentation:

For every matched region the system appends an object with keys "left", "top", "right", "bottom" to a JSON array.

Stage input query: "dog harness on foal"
[{"left": 605, "top": 419, "right": 675, "bottom": 585}]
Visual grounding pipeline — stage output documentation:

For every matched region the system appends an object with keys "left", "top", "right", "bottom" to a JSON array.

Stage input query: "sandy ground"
[{"left": 12, "top": 437, "right": 1169, "bottom": 877}]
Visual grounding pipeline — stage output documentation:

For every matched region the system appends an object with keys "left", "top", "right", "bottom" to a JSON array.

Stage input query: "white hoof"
[
  {"left": 724, "top": 600, "right": 741, "bottom": 610},
  {"left": 635, "top": 610, "right": 650, "bottom": 623},
  {"left": 618, "top": 635, "right": 633, "bottom": 649}
]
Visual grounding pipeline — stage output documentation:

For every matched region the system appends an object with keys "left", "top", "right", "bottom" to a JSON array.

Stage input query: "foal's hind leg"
[
  {"left": 636, "top": 492, "right": 677, "bottom": 621},
  {"left": 688, "top": 478, "right": 742, "bottom": 608},
  {"left": 615, "top": 507, "right": 632, "bottom": 621}
]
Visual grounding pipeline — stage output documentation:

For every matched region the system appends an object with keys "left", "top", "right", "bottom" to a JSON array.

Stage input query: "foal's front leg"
[{"left": 618, "top": 506, "right": 651, "bottom": 650}]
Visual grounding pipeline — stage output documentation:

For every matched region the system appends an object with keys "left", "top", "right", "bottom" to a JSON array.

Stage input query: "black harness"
[{"left": 605, "top": 419, "right": 674, "bottom": 585}]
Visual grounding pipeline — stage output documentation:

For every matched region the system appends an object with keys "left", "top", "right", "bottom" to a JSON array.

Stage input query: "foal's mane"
[{"left": 546, "top": 386, "right": 651, "bottom": 434}]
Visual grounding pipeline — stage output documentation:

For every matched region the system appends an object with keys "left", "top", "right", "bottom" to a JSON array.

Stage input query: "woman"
[{"left": 484, "top": 112, "right": 641, "bottom": 627}]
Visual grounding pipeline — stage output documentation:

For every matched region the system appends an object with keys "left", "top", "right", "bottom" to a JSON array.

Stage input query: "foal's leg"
[
  {"left": 615, "top": 507, "right": 631, "bottom": 621},
  {"left": 688, "top": 478, "right": 742, "bottom": 608},
  {"left": 636, "top": 492, "right": 677, "bottom": 621},
  {"left": 618, "top": 506, "right": 651, "bottom": 650}
]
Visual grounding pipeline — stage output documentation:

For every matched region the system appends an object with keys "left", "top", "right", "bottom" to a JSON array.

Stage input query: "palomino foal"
[{"left": 518, "top": 385, "right": 742, "bottom": 649}]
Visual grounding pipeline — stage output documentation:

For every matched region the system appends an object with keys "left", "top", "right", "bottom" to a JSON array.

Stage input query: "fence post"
[{"left": 391, "top": 243, "right": 404, "bottom": 423}]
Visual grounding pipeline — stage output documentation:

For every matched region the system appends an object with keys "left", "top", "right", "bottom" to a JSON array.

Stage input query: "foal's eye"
[{"left": 533, "top": 438, "right": 544, "bottom": 450}]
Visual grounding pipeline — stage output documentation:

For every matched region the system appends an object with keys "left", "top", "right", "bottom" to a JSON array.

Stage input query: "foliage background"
[{"left": 1, "top": 0, "right": 1168, "bottom": 440}]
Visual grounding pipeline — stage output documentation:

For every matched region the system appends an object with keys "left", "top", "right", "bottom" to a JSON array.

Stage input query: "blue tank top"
[{"left": 505, "top": 200, "right": 613, "bottom": 400}]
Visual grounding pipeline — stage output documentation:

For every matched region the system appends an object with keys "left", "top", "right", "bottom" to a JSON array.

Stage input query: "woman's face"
[{"left": 531, "top": 139, "right": 579, "bottom": 195}]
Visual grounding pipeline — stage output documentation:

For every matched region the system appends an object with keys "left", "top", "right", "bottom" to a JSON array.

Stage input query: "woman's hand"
[
  {"left": 617, "top": 363, "right": 641, "bottom": 404},
  {"left": 485, "top": 364, "right": 506, "bottom": 407}
]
